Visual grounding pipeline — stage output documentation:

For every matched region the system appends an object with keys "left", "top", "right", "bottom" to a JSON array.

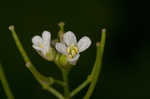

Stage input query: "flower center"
[
  {"left": 39, "top": 43, "right": 43, "bottom": 48},
  {"left": 67, "top": 44, "right": 78, "bottom": 59}
]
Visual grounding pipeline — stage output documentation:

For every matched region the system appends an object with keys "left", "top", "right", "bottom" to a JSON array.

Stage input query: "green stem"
[
  {"left": 83, "top": 29, "right": 106, "bottom": 99},
  {"left": 8, "top": 25, "right": 51, "bottom": 85},
  {"left": 26, "top": 63, "right": 52, "bottom": 85},
  {"left": 46, "top": 86, "right": 64, "bottom": 99},
  {"left": 58, "top": 22, "right": 65, "bottom": 42},
  {"left": 53, "top": 79, "right": 65, "bottom": 87},
  {"left": 8, "top": 25, "right": 64, "bottom": 99},
  {"left": 70, "top": 75, "right": 92, "bottom": 97},
  {"left": 27, "top": 63, "right": 65, "bottom": 99},
  {"left": 62, "top": 69, "right": 70, "bottom": 99},
  {"left": 0, "top": 64, "right": 15, "bottom": 99}
]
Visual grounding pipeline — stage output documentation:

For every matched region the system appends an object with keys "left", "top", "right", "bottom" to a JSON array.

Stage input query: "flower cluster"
[
  {"left": 32, "top": 30, "right": 91, "bottom": 66},
  {"left": 56, "top": 31, "right": 91, "bottom": 64}
]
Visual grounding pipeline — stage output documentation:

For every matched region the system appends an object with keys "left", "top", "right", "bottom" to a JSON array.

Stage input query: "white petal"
[
  {"left": 32, "top": 45, "right": 47, "bottom": 56},
  {"left": 64, "top": 31, "right": 77, "bottom": 46},
  {"left": 42, "top": 31, "right": 51, "bottom": 42},
  {"left": 43, "top": 39, "right": 50, "bottom": 52},
  {"left": 41, "top": 48, "right": 47, "bottom": 56},
  {"left": 55, "top": 43, "right": 67, "bottom": 54},
  {"left": 42, "top": 31, "right": 51, "bottom": 51},
  {"left": 43, "top": 46, "right": 50, "bottom": 54},
  {"left": 78, "top": 36, "right": 91, "bottom": 52},
  {"left": 68, "top": 54, "right": 80, "bottom": 64},
  {"left": 32, "top": 36, "right": 43, "bottom": 46},
  {"left": 32, "top": 45, "right": 42, "bottom": 51}
]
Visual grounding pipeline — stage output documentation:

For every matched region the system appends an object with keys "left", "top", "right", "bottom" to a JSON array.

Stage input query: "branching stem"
[
  {"left": 62, "top": 69, "right": 70, "bottom": 99},
  {"left": 9, "top": 25, "right": 64, "bottom": 99},
  {"left": 70, "top": 75, "right": 92, "bottom": 97},
  {"left": 83, "top": 29, "right": 106, "bottom": 99}
]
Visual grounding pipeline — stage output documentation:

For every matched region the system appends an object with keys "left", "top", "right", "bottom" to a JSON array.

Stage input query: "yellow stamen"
[
  {"left": 66, "top": 44, "right": 79, "bottom": 59},
  {"left": 40, "top": 44, "right": 43, "bottom": 48},
  {"left": 69, "top": 54, "right": 72, "bottom": 58},
  {"left": 74, "top": 47, "right": 78, "bottom": 52},
  {"left": 67, "top": 47, "right": 70, "bottom": 53},
  {"left": 71, "top": 50, "right": 76, "bottom": 56}
]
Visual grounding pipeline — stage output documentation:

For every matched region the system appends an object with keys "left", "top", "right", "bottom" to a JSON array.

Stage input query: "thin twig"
[
  {"left": 46, "top": 86, "right": 65, "bottom": 99},
  {"left": 0, "top": 64, "right": 15, "bottom": 99},
  {"left": 83, "top": 29, "right": 106, "bottom": 99},
  {"left": 70, "top": 75, "right": 91, "bottom": 97}
]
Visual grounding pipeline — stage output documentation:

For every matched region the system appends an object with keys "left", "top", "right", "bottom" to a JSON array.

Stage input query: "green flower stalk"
[
  {"left": 0, "top": 63, "right": 15, "bottom": 99},
  {"left": 83, "top": 29, "right": 106, "bottom": 99},
  {"left": 58, "top": 22, "right": 65, "bottom": 42}
]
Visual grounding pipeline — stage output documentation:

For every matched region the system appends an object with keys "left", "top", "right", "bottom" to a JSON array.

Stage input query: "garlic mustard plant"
[{"left": 7, "top": 23, "right": 106, "bottom": 99}]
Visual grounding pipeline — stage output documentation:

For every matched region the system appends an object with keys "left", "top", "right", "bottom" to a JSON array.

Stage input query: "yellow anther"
[
  {"left": 40, "top": 44, "right": 43, "bottom": 48},
  {"left": 67, "top": 44, "right": 79, "bottom": 59},
  {"left": 67, "top": 47, "right": 71, "bottom": 53},
  {"left": 71, "top": 50, "right": 76, "bottom": 56},
  {"left": 74, "top": 47, "right": 78, "bottom": 53},
  {"left": 69, "top": 54, "right": 73, "bottom": 58}
]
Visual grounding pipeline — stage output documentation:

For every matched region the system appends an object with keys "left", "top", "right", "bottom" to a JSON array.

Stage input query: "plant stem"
[
  {"left": 58, "top": 22, "right": 65, "bottom": 42},
  {"left": 9, "top": 25, "right": 51, "bottom": 85},
  {"left": 62, "top": 69, "right": 70, "bottom": 99},
  {"left": 70, "top": 75, "right": 92, "bottom": 97},
  {"left": 0, "top": 64, "right": 15, "bottom": 99},
  {"left": 46, "top": 86, "right": 64, "bottom": 99},
  {"left": 9, "top": 25, "right": 64, "bottom": 99},
  {"left": 53, "top": 79, "right": 65, "bottom": 87},
  {"left": 83, "top": 29, "right": 106, "bottom": 99}
]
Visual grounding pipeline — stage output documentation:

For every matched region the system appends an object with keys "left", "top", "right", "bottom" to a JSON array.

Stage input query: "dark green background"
[{"left": 0, "top": 0, "right": 149, "bottom": 99}]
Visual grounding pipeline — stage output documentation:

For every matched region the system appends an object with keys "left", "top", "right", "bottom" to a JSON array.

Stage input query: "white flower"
[
  {"left": 32, "top": 31, "right": 52, "bottom": 60},
  {"left": 56, "top": 31, "right": 91, "bottom": 64}
]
